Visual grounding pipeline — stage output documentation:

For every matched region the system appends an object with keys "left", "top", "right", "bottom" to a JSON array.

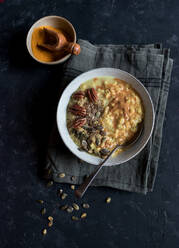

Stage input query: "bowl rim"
[
  {"left": 26, "top": 15, "right": 77, "bottom": 65},
  {"left": 56, "top": 67, "right": 155, "bottom": 166}
]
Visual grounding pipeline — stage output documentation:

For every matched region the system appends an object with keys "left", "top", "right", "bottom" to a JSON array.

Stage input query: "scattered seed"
[
  {"left": 42, "top": 228, "right": 47, "bottom": 235},
  {"left": 48, "top": 221, "right": 53, "bottom": 227},
  {"left": 106, "top": 197, "right": 111, "bottom": 203},
  {"left": 41, "top": 208, "right": 46, "bottom": 215},
  {"left": 81, "top": 213, "right": 87, "bottom": 219},
  {"left": 72, "top": 216, "right": 79, "bottom": 221},
  {"left": 36, "top": 200, "right": 44, "bottom": 204},
  {"left": 58, "top": 173, "right": 65, "bottom": 178},
  {"left": 60, "top": 205, "right": 68, "bottom": 210},
  {"left": 70, "top": 185, "right": 75, "bottom": 190},
  {"left": 48, "top": 216, "right": 53, "bottom": 221},
  {"left": 48, "top": 217, "right": 53, "bottom": 227},
  {"left": 82, "top": 203, "right": 90, "bottom": 209},
  {"left": 58, "top": 189, "right": 63, "bottom": 195},
  {"left": 71, "top": 176, "right": 76, "bottom": 181},
  {"left": 46, "top": 180, "right": 53, "bottom": 187},
  {"left": 66, "top": 206, "right": 74, "bottom": 213},
  {"left": 61, "top": 193, "right": 68, "bottom": 200},
  {"left": 73, "top": 203, "right": 79, "bottom": 211}
]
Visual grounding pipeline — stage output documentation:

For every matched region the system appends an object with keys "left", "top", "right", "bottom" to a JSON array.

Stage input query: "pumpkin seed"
[
  {"left": 71, "top": 176, "right": 76, "bottom": 181},
  {"left": 46, "top": 180, "right": 53, "bottom": 187},
  {"left": 82, "top": 203, "right": 90, "bottom": 209},
  {"left": 106, "top": 197, "right": 111, "bottom": 203},
  {"left": 42, "top": 228, "right": 47, "bottom": 235},
  {"left": 91, "top": 128, "right": 97, "bottom": 134},
  {"left": 48, "top": 221, "right": 53, "bottom": 227},
  {"left": 48, "top": 216, "right": 53, "bottom": 221},
  {"left": 70, "top": 185, "right": 75, "bottom": 190},
  {"left": 81, "top": 140, "right": 88, "bottom": 150},
  {"left": 41, "top": 208, "right": 46, "bottom": 215},
  {"left": 88, "top": 127, "right": 96, "bottom": 133},
  {"left": 95, "top": 111, "right": 101, "bottom": 118},
  {"left": 82, "top": 132, "right": 90, "bottom": 139},
  {"left": 81, "top": 213, "right": 87, "bottom": 219},
  {"left": 60, "top": 204, "right": 68, "bottom": 210},
  {"left": 61, "top": 193, "right": 68, "bottom": 200},
  {"left": 36, "top": 200, "right": 44, "bottom": 204},
  {"left": 72, "top": 216, "right": 79, "bottom": 221},
  {"left": 82, "top": 125, "right": 88, "bottom": 130},
  {"left": 58, "top": 173, "right": 65, "bottom": 178},
  {"left": 72, "top": 203, "right": 79, "bottom": 211},
  {"left": 93, "top": 119, "right": 98, "bottom": 125},
  {"left": 101, "top": 137, "right": 106, "bottom": 143},
  {"left": 89, "top": 134, "right": 95, "bottom": 142},
  {"left": 95, "top": 137, "right": 100, "bottom": 146},
  {"left": 66, "top": 206, "right": 74, "bottom": 213},
  {"left": 76, "top": 131, "right": 83, "bottom": 139}
]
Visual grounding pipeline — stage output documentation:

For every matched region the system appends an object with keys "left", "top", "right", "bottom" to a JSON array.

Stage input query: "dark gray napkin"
[{"left": 45, "top": 40, "right": 173, "bottom": 194}]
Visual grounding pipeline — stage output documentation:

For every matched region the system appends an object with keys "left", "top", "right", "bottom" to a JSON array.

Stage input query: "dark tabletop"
[{"left": 0, "top": 0, "right": 179, "bottom": 248}]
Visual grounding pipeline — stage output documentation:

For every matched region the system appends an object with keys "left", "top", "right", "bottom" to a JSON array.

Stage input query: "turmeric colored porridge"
[{"left": 66, "top": 77, "right": 144, "bottom": 158}]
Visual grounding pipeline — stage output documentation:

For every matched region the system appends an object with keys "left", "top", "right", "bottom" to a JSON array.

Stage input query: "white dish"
[{"left": 56, "top": 68, "right": 155, "bottom": 166}]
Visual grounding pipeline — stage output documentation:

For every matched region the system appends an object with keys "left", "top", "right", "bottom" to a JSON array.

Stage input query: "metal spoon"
[{"left": 75, "top": 123, "right": 143, "bottom": 198}]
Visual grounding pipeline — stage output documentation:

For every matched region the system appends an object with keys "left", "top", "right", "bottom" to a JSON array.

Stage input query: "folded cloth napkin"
[{"left": 45, "top": 39, "right": 173, "bottom": 194}]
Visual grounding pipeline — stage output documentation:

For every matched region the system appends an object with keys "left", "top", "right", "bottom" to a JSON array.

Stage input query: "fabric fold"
[{"left": 45, "top": 39, "right": 173, "bottom": 194}]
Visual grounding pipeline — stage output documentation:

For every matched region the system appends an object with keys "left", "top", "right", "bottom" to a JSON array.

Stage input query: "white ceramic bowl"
[
  {"left": 57, "top": 68, "right": 155, "bottom": 166},
  {"left": 26, "top": 16, "right": 76, "bottom": 65}
]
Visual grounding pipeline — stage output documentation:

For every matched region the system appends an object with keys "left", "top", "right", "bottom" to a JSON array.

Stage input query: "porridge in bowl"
[{"left": 66, "top": 77, "right": 144, "bottom": 158}]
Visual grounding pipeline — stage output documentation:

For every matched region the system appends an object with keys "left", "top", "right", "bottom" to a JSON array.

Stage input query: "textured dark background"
[{"left": 0, "top": 0, "right": 179, "bottom": 247}]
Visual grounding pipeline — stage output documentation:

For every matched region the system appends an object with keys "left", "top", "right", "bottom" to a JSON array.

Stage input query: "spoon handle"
[{"left": 75, "top": 145, "right": 120, "bottom": 198}]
